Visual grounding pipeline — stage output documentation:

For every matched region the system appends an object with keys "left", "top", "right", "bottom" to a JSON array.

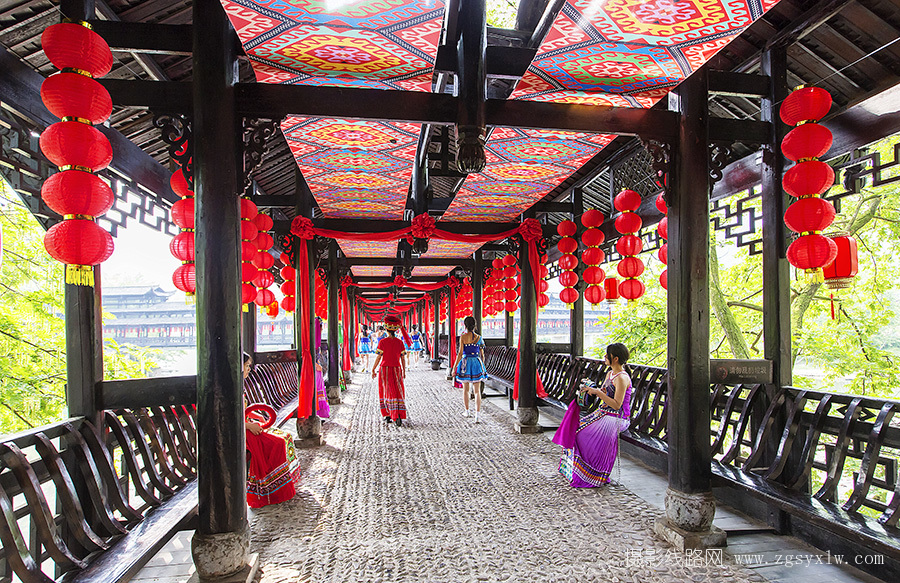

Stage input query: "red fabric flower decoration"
[
  {"left": 447, "top": 276, "right": 461, "bottom": 290},
  {"left": 340, "top": 275, "right": 354, "bottom": 287},
  {"left": 411, "top": 214, "right": 436, "bottom": 239},
  {"left": 290, "top": 216, "right": 315, "bottom": 240},
  {"left": 393, "top": 275, "right": 407, "bottom": 288},
  {"left": 519, "top": 218, "right": 543, "bottom": 242}
]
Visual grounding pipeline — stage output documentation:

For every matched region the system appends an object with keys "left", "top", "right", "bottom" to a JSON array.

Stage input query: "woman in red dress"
[
  {"left": 371, "top": 315, "right": 408, "bottom": 426},
  {"left": 244, "top": 353, "right": 302, "bottom": 508}
]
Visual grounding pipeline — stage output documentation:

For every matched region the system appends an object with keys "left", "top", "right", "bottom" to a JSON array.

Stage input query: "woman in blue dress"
[
  {"left": 409, "top": 325, "right": 423, "bottom": 367},
  {"left": 358, "top": 324, "right": 372, "bottom": 372},
  {"left": 450, "top": 316, "right": 488, "bottom": 423}
]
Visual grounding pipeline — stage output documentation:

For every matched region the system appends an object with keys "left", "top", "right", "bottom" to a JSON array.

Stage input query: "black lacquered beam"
[
  {"left": 99, "top": 377, "right": 197, "bottom": 409},
  {"left": 88, "top": 21, "right": 193, "bottom": 55},
  {"left": 98, "top": 79, "right": 192, "bottom": 111},
  {"left": 708, "top": 71, "right": 770, "bottom": 96},
  {"left": 708, "top": 118, "right": 770, "bottom": 144},
  {"left": 338, "top": 258, "right": 474, "bottom": 267}
]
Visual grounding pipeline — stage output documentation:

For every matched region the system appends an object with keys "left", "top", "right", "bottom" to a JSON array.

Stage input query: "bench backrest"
[
  {"left": 244, "top": 360, "right": 299, "bottom": 410},
  {"left": 483, "top": 346, "right": 900, "bottom": 529},
  {"left": 0, "top": 406, "right": 197, "bottom": 582}
]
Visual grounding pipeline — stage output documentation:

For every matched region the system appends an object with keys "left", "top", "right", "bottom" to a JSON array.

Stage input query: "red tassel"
[{"left": 830, "top": 293, "right": 835, "bottom": 320}]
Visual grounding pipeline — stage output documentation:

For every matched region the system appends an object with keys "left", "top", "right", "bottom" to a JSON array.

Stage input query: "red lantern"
[
  {"left": 171, "top": 197, "right": 195, "bottom": 229},
  {"left": 557, "top": 220, "right": 577, "bottom": 237},
  {"left": 253, "top": 270, "right": 275, "bottom": 289},
  {"left": 44, "top": 219, "right": 113, "bottom": 266},
  {"left": 618, "top": 257, "right": 645, "bottom": 278},
  {"left": 783, "top": 161, "right": 834, "bottom": 197},
  {"left": 169, "top": 232, "right": 195, "bottom": 262},
  {"left": 41, "top": 72, "right": 112, "bottom": 124},
  {"left": 658, "top": 244, "right": 668, "bottom": 265},
  {"left": 619, "top": 278, "right": 646, "bottom": 300},
  {"left": 265, "top": 302, "right": 279, "bottom": 319},
  {"left": 253, "top": 212, "right": 273, "bottom": 232},
  {"left": 40, "top": 121, "right": 113, "bottom": 171},
  {"left": 539, "top": 279, "right": 550, "bottom": 292},
  {"left": 787, "top": 234, "right": 838, "bottom": 271},
  {"left": 41, "top": 170, "right": 113, "bottom": 217},
  {"left": 604, "top": 277, "right": 620, "bottom": 302},
  {"left": 655, "top": 193, "right": 667, "bottom": 214},
  {"left": 255, "top": 288, "right": 275, "bottom": 307},
  {"left": 557, "top": 237, "right": 578, "bottom": 254},
  {"left": 171, "top": 169, "right": 191, "bottom": 198},
  {"left": 582, "top": 247, "right": 604, "bottom": 266},
  {"left": 581, "top": 209, "right": 605, "bottom": 229},
  {"left": 281, "top": 296, "right": 296, "bottom": 312},
  {"left": 559, "top": 254, "right": 578, "bottom": 270},
  {"left": 781, "top": 123, "right": 833, "bottom": 162},
  {"left": 783, "top": 197, "right": 836, "bottom": 234},
  {"left": 822, "top": 236, "right": 858, "bottom": 289},
  {"left": 240, "top": 198, "right": 258, "bottom": 220},
  {"left": 539, "top": 264, "right": 549, "bottom": 278},
  {"left": 280, "top": 266, "right": 295, "bottom": 280},
  {"left": 614, "top": 189, "right": 641, "bottom": 212},
  {"left": 252, "top": 251, "right": 275, "bottom": 270},
  {"left": 242, "top": 283, "right": 257, "bottom": 304},
  {"left": 241, "top": 261, "right": 257, "bottom": 282},
  {"left": 255, "top": 232, "right": 274, "bottom": 251},
  {"left": 559, "top": 271, "right": 579, "bottom": 287},
  {"left": 615, "top": 212, "right": 643, "bottom": 234},
  {"left": 584, "top": 285, "right": 605, "bottom": 305},
  {"left": 492, "top": 257, "right": 504, "bottom": 270},
  {"left": 616, "top": 235, "right": 643, "bottom": 256},
  {"left": 538, "top": 293, "right": 550, "bottom": 308},
  {"left": 280, "top": 281, "right": 294, "bottom": 296},
  {"left": 240, "top": 220, "right": 259, "bottom": 241},
  {"left": 504, "top": 289, "right": 519, "bottom": 301},
  {"left": 41, "top": 22, "right": 113, "bottom": 77},
  {"left": 780, "top": 86, "right": 832, "bottom": 126},
  {"left": 582, "top": 228, "right": 605, "bottom": 247},
  {"left": 657, "top": 217, "right": 668, "bottom": 240},
  {"left": 502, "top": 254, "right": 517, "bottom": 266},
  {"left": 505, "top": 300, "right": 519, "bottom": 313},
  {"left": 660, "top": 270, "right": 668, "bottom": 290},
  {"left": 173, "top": 263, "right": 196, "bottom": 294},
  {"left": 583, "top": 266, "right": 605, "bottom": 285},
  {"left": 559, "top": 287, "right": 579, "bottom": 306}
]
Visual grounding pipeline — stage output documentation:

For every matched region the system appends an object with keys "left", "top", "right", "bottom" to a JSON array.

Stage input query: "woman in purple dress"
[{"left": 555, "top": 343, "right": 632, "bottom": 487}]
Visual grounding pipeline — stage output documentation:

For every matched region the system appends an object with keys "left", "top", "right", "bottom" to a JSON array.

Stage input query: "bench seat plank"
[{"left": 66, "top": 481, "right": 198, "bottom": 583}]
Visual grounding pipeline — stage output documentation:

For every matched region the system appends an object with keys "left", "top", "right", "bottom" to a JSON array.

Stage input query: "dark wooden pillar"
[
  {"left": 571, "top": 187, "right": 585, "bottom": 359},
  {"left": 432, "top": 290, "right": 441, "bottom": 362},
  {"left": 516, "top": 219, "right": 540, "bottom": 432},
  {"left": 241, "top": 306, "right": 256, "bottom": 357},
  {"left": 654, "top": 68, "right": 723, "bottom": 549},
  {"left": 295, "top": 174, "right": 322, "bottom": 443},
  {"left": 474, "top": 250, "right": 483, "bottom": 332},
  {"left": 455, "top": 0, "right": 487, "bottom": 174},
  {"left": 349, "top": 288, "right": 356, "bottom": 371},
  {"left": 191, "top": 0, "right": 248, "bottom": 576},
  {"left": 326, "top": 241, "right": 341, "bottom": 402},
  {"left": 504, "top": 305, "right": 514, "bottom": 347}
]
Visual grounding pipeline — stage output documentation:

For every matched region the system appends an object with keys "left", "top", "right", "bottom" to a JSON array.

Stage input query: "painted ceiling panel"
[
  {"left": 221, "top": 0, "right": 445, "bottom": 91},
  {"left": 442, "top": 129, "right": 615, "bottom": 222},
  {"left": 281, "top": 116, "right": 420, "bottom": 220},
  {"left": 512, "top": 0, "right": 782, "bottom": 106},
  {"left": 412, "top": 265, "right": 455, "bottom": 277},
  {"left": 351, "top": 265, "right": 395, "bottom": 277},
  {"left": 419, "top": 239, "right": 482, "bottom": 258},
  {"left": 336, "top": 239, "right": 399, "bottom": 259}
]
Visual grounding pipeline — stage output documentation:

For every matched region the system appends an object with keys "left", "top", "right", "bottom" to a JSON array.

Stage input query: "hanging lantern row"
[
  {"left": 581, "top": 209, "right": 606, "bottom": 305},
  {"left": 656, "top": 193, "right": 669, "bottom": 291},
  {"left": 557, "top": 220, "right": 579, "bottom": 307},
  {"left": 604, "top": 276, "right": 620, "bottom": 304},
  {"left": 314, "top": 268, "right": 327, "bottom": 319},
  {"left": 280, "top": 259, "right": 296, "bottom": 313},
  {"left": 170, "top": 166, "right": 196, "bottom": 298},
  {"left": 39, "top": 22, "right": 116, "bottom": 286},
  {"left": 500, "top": 254, "right": 520, "bottom": 314},
  {"left": 240, "top": 198, "right": 259, "bottom": 305},
  {"left": 614, "top": 189, "right": 645, "bottom": 301},
  {"left": 780, "top": 86, "right": 839, "bottom": 277},
  {"left": 537, "top": 256, "right": 550, "bottom": 309},
  {"left": 252, "top": 212, "right": 275, "bottom": 310},
  {"left": 483, "top": 262, "right": 502, "bottom": 316},
  {"left": 439, "top": 293, "right": 447, "bottom": 322},
  {"left": 457, "top": 278, "right": 473, "bottom": 315}
]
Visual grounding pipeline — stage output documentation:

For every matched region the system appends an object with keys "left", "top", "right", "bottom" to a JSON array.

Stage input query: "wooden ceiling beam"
[
  {"left": 88, "top": 20, "right": 193, "bottom": 56},
  {"left": 339, "top": 258, "right": 474, "bottom": 267}
]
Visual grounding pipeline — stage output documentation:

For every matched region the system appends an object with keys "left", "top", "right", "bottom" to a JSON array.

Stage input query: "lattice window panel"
[
  {"left": 610, "top": 146, "right": 664, "bottom": 203},
  {"left": 711, "top": 186, "right": 763, "bottom": 255}
]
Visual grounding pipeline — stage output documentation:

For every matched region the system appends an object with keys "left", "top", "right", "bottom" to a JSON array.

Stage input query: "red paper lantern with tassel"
[
  {"left": 657, "top": 193, "right": 668, "bottom": 291},
  {"left": 614, "top": 189, "right": 644, "bottom": 301}
]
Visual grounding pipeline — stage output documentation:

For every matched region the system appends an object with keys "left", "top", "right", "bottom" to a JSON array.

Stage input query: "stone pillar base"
[
  {"left": 342, "top": 370, "right": 354, "bottom": 384},
  {"left": 295, "top": 416, "right": 323, "bottom": 448},
  {"left": 515, "top": 406, "right": 540, "bottom": 434},
  {"left": 326, "top": 385, "right": 341, "bottom": 405},
  {"left": 654, "top": 517, "right": 726, "bottom": 551},
  {"left": 189, "top": 553, "right": 259, "bottom": 583},
  {"left": 191, "top": 527, "right": 250, "bottom": 580}
]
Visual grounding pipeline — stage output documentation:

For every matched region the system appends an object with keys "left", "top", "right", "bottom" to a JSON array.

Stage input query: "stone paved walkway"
[{"left": 247, "top": 366, "right": 769, "bottom": 583}]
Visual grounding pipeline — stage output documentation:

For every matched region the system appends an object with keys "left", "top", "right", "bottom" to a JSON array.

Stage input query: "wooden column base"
[{"left": 189, "top": 553, "right": 258, "bottom": 583}]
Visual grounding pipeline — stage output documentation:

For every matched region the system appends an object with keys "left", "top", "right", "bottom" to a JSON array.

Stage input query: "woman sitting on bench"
[
  {"left": 244, "top": 352, "right": 302, "bottom": 508},
  {"left": 553, "top": 343, "right": 633, "bottom": 487}
]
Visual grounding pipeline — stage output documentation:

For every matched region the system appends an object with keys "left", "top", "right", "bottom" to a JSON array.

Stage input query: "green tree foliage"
[
  {"left": 589, "top": 136, "right": 900, "bottom": 399},
  {"left": 1, "top": 181, "right": 162, "bottom": 435},
  {"left": 487, "top": 0, "right": 518, "bottom": 29}
]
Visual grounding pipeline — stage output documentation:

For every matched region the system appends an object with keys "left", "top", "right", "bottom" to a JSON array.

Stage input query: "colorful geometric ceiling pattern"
[
  {"left": 220, "top": 0, "right": 445, "bottom": 91},
  {"left": 336, "top": 239, "right": 399, "bottom": 262},
  {"left": 511, "top": 0, "right": 781, "bottom": 106},
  {"left": 351, "top": 265, "right": 394, "bottom": 277},
  {"left": 281, "top": 115, "right": 419, "bottom": 228},
  {"left": 442, "top": 128, "right": 616, "bottom": 221},
  {"left": 412, "top": 265, "right": 455, "bottom": 277}
]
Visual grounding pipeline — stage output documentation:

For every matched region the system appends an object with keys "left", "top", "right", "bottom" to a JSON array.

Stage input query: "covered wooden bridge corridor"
[{"left": 2, "top": 0, "right": 900, "bottom": 581}]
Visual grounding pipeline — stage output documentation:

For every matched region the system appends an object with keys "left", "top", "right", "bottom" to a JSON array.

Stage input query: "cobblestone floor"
[{"left": 247, "top": 365, "right": 768, "bottom": 583}]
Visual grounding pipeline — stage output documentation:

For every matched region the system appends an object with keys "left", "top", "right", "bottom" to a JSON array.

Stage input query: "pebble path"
[{"left": 248, "top": 365, "right": 766, "bottom": 583}]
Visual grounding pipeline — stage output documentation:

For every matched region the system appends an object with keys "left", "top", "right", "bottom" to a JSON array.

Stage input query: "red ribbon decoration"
[
  {"left": 513, "top": 219, "right": 548, "bottom": 401},
  {"left": 293, "top": 228, "right": 315, "bottom": 419}
]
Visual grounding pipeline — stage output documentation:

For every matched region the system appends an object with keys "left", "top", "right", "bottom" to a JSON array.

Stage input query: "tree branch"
[
  {"left": 1, "top": 402, "right": 35, "bottom": 429},
  {"left": 0, "top": 328, "right": 63, "bottom": 358},
  {"left": 726, "top": 301, "right": 763, "bottom": 312}
]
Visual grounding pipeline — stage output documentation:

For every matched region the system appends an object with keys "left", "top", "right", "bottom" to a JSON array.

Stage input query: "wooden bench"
[
  {"left": 0, "top": 356, "right": 300, "bottom": 583},
  {"left": 481, "top": 347, "right": 900, "bottom": 579}
]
